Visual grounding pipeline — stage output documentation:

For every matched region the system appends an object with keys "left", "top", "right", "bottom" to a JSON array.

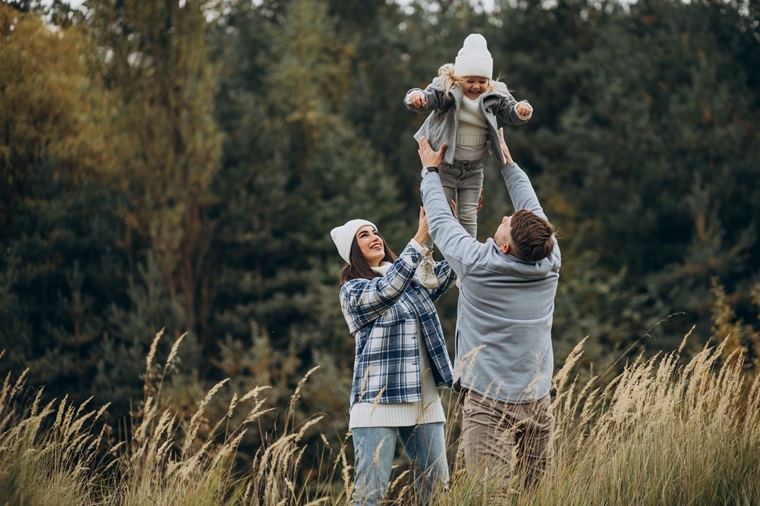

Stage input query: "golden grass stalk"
[{"left": 0, "top": 365, "right": 110, "bottom": 505}]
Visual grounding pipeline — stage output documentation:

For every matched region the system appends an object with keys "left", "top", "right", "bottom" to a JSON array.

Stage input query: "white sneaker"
[{"left": 416, "top": 255, "right": 439, "bottom": 289}]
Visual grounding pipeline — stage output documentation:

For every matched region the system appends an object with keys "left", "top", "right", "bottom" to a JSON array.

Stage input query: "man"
[{"left": 418, "top": 128, "right": 560, "bottom": 491}]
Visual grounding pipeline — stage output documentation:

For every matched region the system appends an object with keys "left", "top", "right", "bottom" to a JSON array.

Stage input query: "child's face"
[{"left": 461, "top": 76, "right": 489, "bottom": 99}]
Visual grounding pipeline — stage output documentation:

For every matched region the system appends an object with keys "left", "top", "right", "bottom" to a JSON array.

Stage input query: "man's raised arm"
[
  {"left": 499, "top": 129, "right": 560, "bottom": 263},
  {"left": 497, "top": 128, "right": 548, "bottom": 221}
]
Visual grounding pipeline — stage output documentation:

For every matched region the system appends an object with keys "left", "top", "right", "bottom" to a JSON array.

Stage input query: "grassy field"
[{"left": 2, "top": 330, "right": 759, "bottom": 505}]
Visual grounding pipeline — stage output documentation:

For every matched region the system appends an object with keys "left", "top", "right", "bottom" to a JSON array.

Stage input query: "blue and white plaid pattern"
[{"left": 340, "top": 243, "right": 456, "bottom": 406}]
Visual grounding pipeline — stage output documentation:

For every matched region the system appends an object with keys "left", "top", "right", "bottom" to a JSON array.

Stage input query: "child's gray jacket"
[{"left": 405, "top": 77, "right": 531, "bottom": 165}]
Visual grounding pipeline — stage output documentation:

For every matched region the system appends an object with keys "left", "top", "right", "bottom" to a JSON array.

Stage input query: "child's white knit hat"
[
  {"left": 454, "top": 33, "right": 493, "bottom": 79},
  {"left": 330, "top": 219, "right": 377, "bottom": 264}
]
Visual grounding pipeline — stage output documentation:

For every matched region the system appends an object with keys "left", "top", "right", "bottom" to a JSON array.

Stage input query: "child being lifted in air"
[{"left": 405, "top": 33, "right": 533, "bottom": 288}]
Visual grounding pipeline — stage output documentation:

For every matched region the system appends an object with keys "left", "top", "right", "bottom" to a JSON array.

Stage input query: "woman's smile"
[{"left": 356, "top": 225, "right": 386, "bottom": 267}]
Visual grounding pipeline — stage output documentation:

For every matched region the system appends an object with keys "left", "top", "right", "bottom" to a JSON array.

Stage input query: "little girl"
[{"left": 405, "top": 33, "right": 533, "bottom": 288}]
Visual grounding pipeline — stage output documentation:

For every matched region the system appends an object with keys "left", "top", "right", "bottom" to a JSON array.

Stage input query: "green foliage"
[
  {"left": 86, "top": 0, "right": 223, "bottom": 344},
  {"left": 211, "top": 0, "right": 403, "bottom": 348},
  {"left": 0, "top": 4, "right": 129, "bottom": 402},
  {"left": 94, "top": 255, "right": 197, "bottom": 415},
  {"left": 0, "top": 157, "right": 129, "bottom": 399},
  {"left": 534, "top": 0, "right": 760, "bottom": 358}
]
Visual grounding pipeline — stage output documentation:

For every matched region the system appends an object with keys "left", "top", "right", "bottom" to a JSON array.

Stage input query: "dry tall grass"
[
  {"left": 0, "top": 350, "right": 116, "bottom": 505},
  {"left": 539, "top": 333, "right": 760, "bottom": 506},
  {"left": 1, "top": 331, "right": 758, "bottom": 505}
]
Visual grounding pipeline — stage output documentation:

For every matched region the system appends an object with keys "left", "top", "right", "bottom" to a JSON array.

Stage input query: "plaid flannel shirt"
[{"left": 340, "top": 242, "right": 456, "bottom": 407}]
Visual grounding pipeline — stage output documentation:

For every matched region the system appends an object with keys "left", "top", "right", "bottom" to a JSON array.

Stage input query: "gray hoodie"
[
  {"left": 421, "top": 162, "right": 561, "bottom": 403},
  {"left": 405, "top": 77, "right": 531, "bottom": 166}
]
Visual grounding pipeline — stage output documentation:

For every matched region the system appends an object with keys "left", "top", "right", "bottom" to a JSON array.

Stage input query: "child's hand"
[
  {"left": 516, "top": 102, "right": 533, "bottom": 117},
  {"left": 409, "top": 91, "right": 426, "bottom": 108}
]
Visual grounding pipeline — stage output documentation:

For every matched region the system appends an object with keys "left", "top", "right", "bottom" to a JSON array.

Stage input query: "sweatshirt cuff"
[{"left": 501, "top": 161, "right": 520, "bottom": 174}]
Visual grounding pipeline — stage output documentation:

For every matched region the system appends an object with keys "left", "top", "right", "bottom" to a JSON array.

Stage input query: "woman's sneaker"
[{"left": 416, "top": 255, "right": 439, "bottom": 289}]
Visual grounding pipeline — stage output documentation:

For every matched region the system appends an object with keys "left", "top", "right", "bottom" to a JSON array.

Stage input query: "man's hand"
[
  {"left": 418, "top": 137, "right": 447, "bottom": 168},
  {"left": 498, "top": 128, "right": 513, "bottom": 165},
  {"left": 408, "top": 91, "right": 426, "bottom": 108}
]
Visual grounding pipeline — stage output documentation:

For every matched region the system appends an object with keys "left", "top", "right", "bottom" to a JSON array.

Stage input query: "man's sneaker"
[{"left": 416, "top": 255, "right": 439, "bottom": 289}]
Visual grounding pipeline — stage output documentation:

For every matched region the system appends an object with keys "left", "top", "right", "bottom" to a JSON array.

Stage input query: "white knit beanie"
[
  {"left": 330, "top": 219, "right": 377, "bottom": 264},
  {"left": 454, "top": 33, "right": 493, "bottom": 79}
]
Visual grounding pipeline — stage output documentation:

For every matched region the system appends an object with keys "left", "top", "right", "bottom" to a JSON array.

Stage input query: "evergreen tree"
[
  {"left": 210, "top": 0, "right": 405, "bottom": 449},
  {"left": 540, "top": 0, "right": 760, "bottom": 358},
  {"left": 0, "top": 4, "right": 129, "bottom": 402},
  {"left": 85, "top": 0, "right": 223, "bottom": 348},
  {"left": 212, "top": 0, "right": 402, "bottom": 343}
]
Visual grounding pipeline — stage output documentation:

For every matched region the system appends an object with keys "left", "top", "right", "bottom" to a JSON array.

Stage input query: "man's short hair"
[{"left": 510, "top": 209, "right": 555, "bottom": 262}]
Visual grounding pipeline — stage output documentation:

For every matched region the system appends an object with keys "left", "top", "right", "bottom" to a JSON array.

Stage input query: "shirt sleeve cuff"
[{"left": 410, "top": 239, "right": 429, "bottom": 255}]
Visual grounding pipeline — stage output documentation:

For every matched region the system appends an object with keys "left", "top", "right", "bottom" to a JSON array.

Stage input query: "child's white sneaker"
[{"left": 417, "top": 255, "right": 439, "bottom": 289}]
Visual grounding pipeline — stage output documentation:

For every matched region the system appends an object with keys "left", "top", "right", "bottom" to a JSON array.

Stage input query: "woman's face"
[{"left": 356, "top": 225, "right": 385, "bottom": 267}]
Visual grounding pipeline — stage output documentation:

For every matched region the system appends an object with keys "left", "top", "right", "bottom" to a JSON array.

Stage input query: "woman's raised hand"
[{"left": 413, "top": 206, "right": 431, "bottom": 247}]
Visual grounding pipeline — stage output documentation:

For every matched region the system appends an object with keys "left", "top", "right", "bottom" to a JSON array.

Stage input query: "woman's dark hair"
[{"left": 340, "top": 234, "right": 397, "bottom": 285}]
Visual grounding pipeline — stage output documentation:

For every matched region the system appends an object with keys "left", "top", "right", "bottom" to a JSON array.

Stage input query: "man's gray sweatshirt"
[{"left": 421, "top": 162, "right": 561, "bottom": 403}]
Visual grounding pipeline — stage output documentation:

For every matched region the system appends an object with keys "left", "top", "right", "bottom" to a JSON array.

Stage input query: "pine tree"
[
  {"left": 210, "top": 0, "right": 406, "bottom": 458},
  {"left": 0, "top": 4, "right": 127, "bottom": 401},
  {"left": 212, "top": 0, "right": 402, "bottom": 345},
  {"left": 85, "top": 0, "right": 223, "bottom": 348},
  {"left": 539, "top": 0, "right": 760, "bottom": 356}
]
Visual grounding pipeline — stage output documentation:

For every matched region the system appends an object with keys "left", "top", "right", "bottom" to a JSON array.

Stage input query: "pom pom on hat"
[
  {"left": 454, "top": 33, "right": 493, "bottom": 79},
  {"left": 331, "top": 219, "right": 377, "bottom": 264}
]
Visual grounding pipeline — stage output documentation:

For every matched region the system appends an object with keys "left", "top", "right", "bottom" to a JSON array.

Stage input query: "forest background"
[{"left": 1, "top": 0, "right": 760, "bottom": 486}]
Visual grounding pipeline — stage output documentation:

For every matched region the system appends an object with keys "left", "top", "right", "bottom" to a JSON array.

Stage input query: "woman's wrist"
[{"left": 412, "top": 236, "right": 431, "bottom": 256}]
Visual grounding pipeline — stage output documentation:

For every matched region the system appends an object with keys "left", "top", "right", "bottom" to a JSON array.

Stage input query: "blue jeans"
[{"left": 352, "top": 423, "right": 449, "bottom": 506}]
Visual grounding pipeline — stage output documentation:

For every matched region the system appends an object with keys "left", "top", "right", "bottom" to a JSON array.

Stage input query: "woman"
[{"left": 330, "top": 209, "right": 456, "bottom": 505}]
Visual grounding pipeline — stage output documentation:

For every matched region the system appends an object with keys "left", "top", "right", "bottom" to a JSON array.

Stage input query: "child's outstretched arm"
[
  {"left": 492, "top": 82, "right": 533, "bottom": 125},
  {"left": 404, "top": 77, "right": 449, "bottom": 112}
]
